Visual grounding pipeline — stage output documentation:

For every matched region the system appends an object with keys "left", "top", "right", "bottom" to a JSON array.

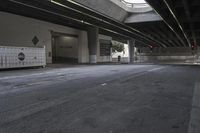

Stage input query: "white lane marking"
[
  {"left": 188, "top": 83, "right": 200, "bottom": 133},
  {"left": 148, "top": 67, "right": 165, "bottom": 72},
  {"left": 101, "top": 83, "right": 107, "bottom": 86}
]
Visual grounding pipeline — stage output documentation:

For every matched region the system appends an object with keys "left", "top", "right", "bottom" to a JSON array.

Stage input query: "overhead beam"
[
  {"left": 128, "top": 24, "right": 171, "bottom": 47},
  {"left": 162, "top": 0, "right": 192, "bottom": 47},
  {"left": 182, "top": 0, "right": 197, "bottom": 45},
  {"left": 148, "top": 26, "right": 180, "bottom": 47},
  {"left": 157, "top": 25, "right": 182, "bottom": 47},
  {"left": 145, "top": 0, "right": 188, "bottom": 47},
  {"left": 52, "top": 0, "right": 167, "bottom": 47},
  {"left": 4, "top": 0, "right": 165, "bottom": 47},
  {"left": 143, "top": 27, "right": 173, "bottom": 47}
]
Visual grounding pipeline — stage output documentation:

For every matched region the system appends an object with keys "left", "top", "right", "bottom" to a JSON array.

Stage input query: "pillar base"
[{"left": 89, "top": 55, "right": 97, "bottom": 64}]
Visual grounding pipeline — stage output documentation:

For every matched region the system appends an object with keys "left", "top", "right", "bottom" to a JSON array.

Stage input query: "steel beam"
[
  {"left": 162, "top": 0, "right": 192, "bottom": 47},
  {"left": 182, "top": 0, "right": 197, "bottom": 45},
  {"left": 145, "top": 0, "right": 189, "bottom": 47}
]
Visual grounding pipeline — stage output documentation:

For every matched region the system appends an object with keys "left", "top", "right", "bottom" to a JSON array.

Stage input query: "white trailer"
[{"left": 0, "top": 46, "right": 46, "bottom": 69}]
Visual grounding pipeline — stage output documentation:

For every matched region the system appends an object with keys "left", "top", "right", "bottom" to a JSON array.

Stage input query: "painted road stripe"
[
  {"left": 188, "top": 83, "right": 200, "bottom": 133},
  {"left": 148, "top": 67, "right": 165, "bottom": 72}
]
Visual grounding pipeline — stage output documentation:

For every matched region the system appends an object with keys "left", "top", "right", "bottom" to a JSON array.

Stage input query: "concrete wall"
[
  {"left": 137, "top": 55, "right": 195, "bottom": 62},
  {"left": 0, "top": 11, "right": 88, "bottom": 64},
  {"left": 139, "top": 47, "right": 193, "bottom": 55},
  {"left": 0, "top": 12, "right": 113, "bottom": 64},
  {"left": 136, "top": 47, "right": 200, "bottom": 63}
]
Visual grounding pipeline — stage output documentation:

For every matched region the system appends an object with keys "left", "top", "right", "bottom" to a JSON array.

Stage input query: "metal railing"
[{"left": 119, "top": 0, "right": 149, "bottom": 8}]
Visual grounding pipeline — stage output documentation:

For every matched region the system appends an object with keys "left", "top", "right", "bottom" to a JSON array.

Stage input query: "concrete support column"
[
  {"left": 128, "top": 39, "right": 135, "bottom": 63},
  {"left": 87, "top": 26, "right": 99, "bottom": 64}
]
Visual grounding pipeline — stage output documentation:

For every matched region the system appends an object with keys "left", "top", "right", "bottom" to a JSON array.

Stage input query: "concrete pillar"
[
  {"left": 128, "top": 39, "right": 135, "bottom": 63},
  {"left": 87, "top": 26, "right": 99, "bottom": 64}
]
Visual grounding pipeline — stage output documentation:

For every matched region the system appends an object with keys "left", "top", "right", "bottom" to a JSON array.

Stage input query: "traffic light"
[
  {"left": 191, "top": 45, "right": 195, "bottom": 50},
  {"left": 149, "top": 45, "right": 153, "bottom": 52},
  {"left": 191, "top": 41, "right": 197, "bottom": 50}
]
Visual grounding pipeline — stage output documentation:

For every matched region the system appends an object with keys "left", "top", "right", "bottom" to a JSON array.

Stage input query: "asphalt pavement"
[{"left": 0, "top": 64, "right": 200, "bottom": 133}]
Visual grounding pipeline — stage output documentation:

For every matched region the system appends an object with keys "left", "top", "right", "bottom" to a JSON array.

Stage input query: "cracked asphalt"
[{"left": 0, "top": 64, "right": 200, "bottom": 133}]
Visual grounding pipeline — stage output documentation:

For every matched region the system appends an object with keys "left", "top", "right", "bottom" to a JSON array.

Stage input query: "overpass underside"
[{"left": 0, "top": 0, "right": 199, "bottom": 65}]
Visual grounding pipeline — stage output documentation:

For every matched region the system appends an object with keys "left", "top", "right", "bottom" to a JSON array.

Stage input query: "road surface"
[{"left": 0, "top": 64, "right": 200, "bottom": 133}]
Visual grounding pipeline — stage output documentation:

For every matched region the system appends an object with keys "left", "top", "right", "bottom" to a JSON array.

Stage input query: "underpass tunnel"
[{"left": 1, "top": 1, "right": 200, "bottom": 133}]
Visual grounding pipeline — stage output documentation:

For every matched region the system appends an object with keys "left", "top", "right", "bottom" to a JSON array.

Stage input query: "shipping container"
[{"left": 0, "top": 46, "right": 46, "bottom": 69}]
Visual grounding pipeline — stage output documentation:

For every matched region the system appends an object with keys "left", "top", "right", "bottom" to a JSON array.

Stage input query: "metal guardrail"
[{"left": 119, "top": 0, "right": 149, "bottom": 8}]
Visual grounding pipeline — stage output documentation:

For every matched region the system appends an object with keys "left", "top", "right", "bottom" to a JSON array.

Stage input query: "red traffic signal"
[
  {"left": 191, "top": 45, "right": 195, "bottom": 50},
  {"left": 149, "top": 45, "right": 153, "bottom": 48},
  {"left": 149, "top": 45, "right": 153, "bottom": 51}
]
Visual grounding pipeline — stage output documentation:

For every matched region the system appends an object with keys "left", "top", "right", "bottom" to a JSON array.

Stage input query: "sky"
[{"left": 124, "top": 0, "right": 147, "bottom": 3}]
